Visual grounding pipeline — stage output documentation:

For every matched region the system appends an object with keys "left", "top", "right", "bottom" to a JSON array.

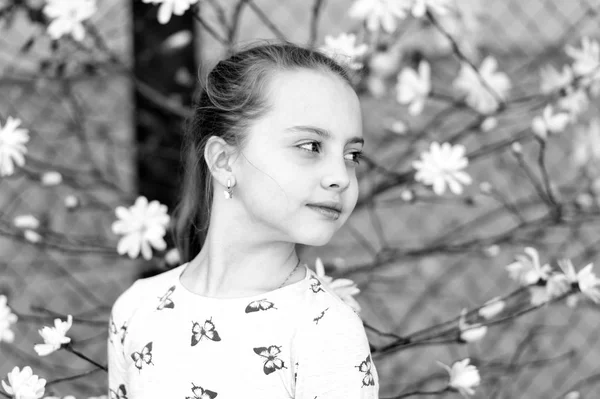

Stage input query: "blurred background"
[{"left": 1, "top": 0, "right": 599, "bottom": 398}]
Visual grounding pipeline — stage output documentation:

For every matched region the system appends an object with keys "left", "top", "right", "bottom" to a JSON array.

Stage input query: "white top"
[{"left": 108, "top": 262, "right": 380, "bottom": 399}]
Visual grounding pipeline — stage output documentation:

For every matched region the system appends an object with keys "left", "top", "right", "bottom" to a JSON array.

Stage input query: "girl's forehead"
[{"left": 261, "top": 69, "right": 362, "bottom": 134}]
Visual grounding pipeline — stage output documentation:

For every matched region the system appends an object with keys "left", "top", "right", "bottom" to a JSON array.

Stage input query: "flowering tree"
[{"left": 1, "top": 0, "right": 600, "bottom": 398}]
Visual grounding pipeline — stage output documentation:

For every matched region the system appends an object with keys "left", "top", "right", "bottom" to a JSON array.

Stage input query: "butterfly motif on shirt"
[
  {"left": 108, "top": 314, "right": 128, "bottom": 354},
  {"left": 156, "top": 285, "right": 176, "bottom": 310},
  {"left": 244, "top": 298, "right": 277, "bottom": 313},
  {"left": 130, "top": 341, "right": 154, "bottom": 372},
  {"left": 313, "top": 307, "right": 330, "bottom": 324},
  {"left": 309, "top": 276, "right": 325, "bottom": 293},
  {"left": 253, "top": 345, "right": 287, "bottom": 375},
  {"left": 355, "top": 354, "right": 375, "bottom": 387},
  {"left": 109, "top": 383, "right": 127, "bottom": 399},
  {"left": 185, "top": 382, "right": 218, "bottom": 399},
  {"left": 191, "top": 317, "right": 221, "bottom": 346}
]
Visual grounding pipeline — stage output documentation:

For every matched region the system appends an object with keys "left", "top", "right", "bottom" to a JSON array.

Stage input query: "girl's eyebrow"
[{"left": 285, "top": 125, "right": 364, "bottom": 146}]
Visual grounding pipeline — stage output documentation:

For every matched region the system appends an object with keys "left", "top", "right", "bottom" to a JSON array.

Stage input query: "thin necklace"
[{"left": 278, "top": 258, "right": 301, "bottom": 289}]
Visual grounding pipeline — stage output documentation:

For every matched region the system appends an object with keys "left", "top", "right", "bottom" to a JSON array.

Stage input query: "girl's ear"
[{"left": 204, "top": 136, "right": 236, "bottom": 185}]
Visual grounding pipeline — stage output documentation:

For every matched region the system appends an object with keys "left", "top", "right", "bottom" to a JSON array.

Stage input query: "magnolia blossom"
[
  {"left": 477, "top": 296, "right": 505, "bottom": 320},
  {"left": 0, "top": 295, "right": 18, "bottom": 343},
  {"left": 34, "top": 315, "right": 73, "bottom": 356},
  {"left": 565, "top": 36, "right": 600, "bottom": 96},
  {"left": 142, "top": 0, "right": 199, "bottom": 24},
  {"left": 572, "top": 118, "right": 600, "bottom": 168},
  {"left": 0, "top": 116, "right": 30, "bottom": 177},
  {"left": 24, "top": 230, "right": 42, "bottom": 244},
  {"left": 41, "top": 171, "right": 62, "bottom": 186},
  {"left": 43, "top": 0, "right": 97, "bottom": 41},
  {"left": 480, "top": 117, "right": 497, "bottom": 132},
  {"left": 319, "top": 33, "right": 369, "bottom": 70},
  {"left": 557, "top": 259, "right": 600, "bottom": 304},
  {"left": 539, "top": 64, "right": 573, "bottom": 94},
  {"left": 529, "top": 271, "right": 573, "bottom": 307},
  {"left": 505, "top": 247, "right": 551, "bottom": 286},
  {"left": 531, "top": 105, "right": 570, "bottom": 140},
  {"left": 1, "top": 366, "right": 46, "bottom": 399},
  {"left": 437, "top": 358, "right": 480, "bottom": 398},
  {"left": 453, "top": 56, "right": 511, "bottom": 114},
  {"left": 315, "top": 257, "right": 361, "bottom": 313},
  {"left": 348, "top": 0, "right": 408, "bottom": 33},
  {"left": 410, "top": 0, "right": 452, "bottom": 18},
  {"left": 396, "top": 60, "right": 431, "bottom": 115},
  {"left": 111, "top": 196, "right": 170, "bottom": 260},
  {"left": 14, "top": 214, "right": 40, "bottom": 230},
  {"left": 558, "top": 88, "right": 589, "bottom": 119},
  {"left": 458, "top": 309, "right": 487, "bottom": 342},
  {"left": 64, "top": 195, "right": 80, "bottom": 210},
  {"left": 412, "top": 142, "right": 472, "bottom": 195}
]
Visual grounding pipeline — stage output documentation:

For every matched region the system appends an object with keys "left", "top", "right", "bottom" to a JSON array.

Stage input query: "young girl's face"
[{"left": 232, "top": 68, "right": 364, "bottom": 246}]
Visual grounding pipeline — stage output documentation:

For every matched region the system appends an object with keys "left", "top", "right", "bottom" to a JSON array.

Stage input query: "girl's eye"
[{"left": 297, "top": 141, "right": 363, "bottom": 165}]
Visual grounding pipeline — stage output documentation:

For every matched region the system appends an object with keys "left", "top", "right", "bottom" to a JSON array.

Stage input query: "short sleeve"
[
  {"left": 293, "top": 301, "right": 380, "bottom": 399},
  {"left": 107, "top": 280, "right": 139, "bottom": 398}
]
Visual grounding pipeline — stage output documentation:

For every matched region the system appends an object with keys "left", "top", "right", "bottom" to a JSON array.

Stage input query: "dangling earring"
[{"left": 224, "top": 178, "right": 233, "bottom": 199}]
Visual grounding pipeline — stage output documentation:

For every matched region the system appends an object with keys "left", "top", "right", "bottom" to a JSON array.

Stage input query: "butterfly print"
[
  {"left": 130, "top": 341, "right": 154, "bottom": 372},
  {"left": 244, "top": 298, "right": 277, "bottom": 313},
  {"left": 253, "top": 345, "right": 287, "bottom": 375},
  {"left": 191, "top": 317, "right": 221, "bottom": 346},
  {"left": 309, "top": 276, "right": 325, "bottom": 293},
  {"left": 185, "top": 382, "right": 218, "bottom": 399},
  {"left": 109, "top": 383, "right": 128, "bottom": 399},
  {"left": 156, "top": 285, "right": 175, "bottom": 310},
  {"left": 355, "top": 354, "right": 375, "bottom": 387},
  {"left": 313, "top": 307, "right": 330, "bottom": 324}
]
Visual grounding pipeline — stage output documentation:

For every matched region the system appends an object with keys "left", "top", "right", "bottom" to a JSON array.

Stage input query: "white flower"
[
  {"left": 572, "top": 118, "right": 600, "bottom": 168},
  {"left": 319, "top": 33, "right": 369, "bottom": 70},
  {"left": 481, "top": 117, "right": 497, "bottom": 132},
  {"left": 410, "top": 0, "right": 452, "bottom": 18},
  {"left": 24, "top": 230, "right": 42, "bottom": 244},
  {"left": 348, "top": 0, "right": 409, "bottom": 33},
  {"left": 34, "top": 315, "right": 73, "bottom": 356},
  {"left": 0, "top": 295, "right": 18, "bottom": 343},
  {"left": 396, "top": 60, "right": 431, "bottom": 115},
  {"left": 64, "top": 195, "right": 79, "bottom": 209},
  {"left": 478, "top": 296, "right": 505, "bottom": 320},
  {"left": 0, "top": 116, "right": 29, "bottom": 177},
  {"left": 505, "top": 247, "right": 552, "bottom": 286},
  {"left": 539, "top": 64, "right": 573, "bottom": 94},
  {"left": 43, "top": 0, "right": 97, "bottom": 41},
  {"left": 458, "top": 309, "right": 487, "bottom": 342},
  {"left": 164, "top": 248, "right": 181, "bottom": 266},
  {"left": 565, "top": 36, "right": 600, "bottom": 96},
  {"left": 558, "top": 88, "right": 589, "bottom": 120},
  {"left": 111, "top": 196, "right": 170, "bottom": 260},
  {"left": 437, "top": 358, "right": 480, "bottom": 398},
  {"left": 315, "top": 257, "right": 362, "bottom": 313},
  {"left": 1, "top": 366, "right": 46, "bottom": 399},
  {"left": 41, "top": 171, "right": 62, "bottom": 186},
  {"left": 412, "top": 142, "right": 472, "bottom": 195},
  {"left": 557, "top": 259, "right": 600, "bottom": 304},
  {"left": 564, "top": 391, "right": 581, "bottom": 399},
  {"left": 453, "top": 56, "right": 511, "bottom": 114},
  {"left": 531, "top": 105, "right": 570, "bottom": 140},
  {"left": 142, "top": 0, "right": 199, "bottom": 25},
  {"left": 14, "top": 215, "right": 40, "bottom": 230},
  {"left": 528, "top": 271, "right": 572, "bottom": 307}
]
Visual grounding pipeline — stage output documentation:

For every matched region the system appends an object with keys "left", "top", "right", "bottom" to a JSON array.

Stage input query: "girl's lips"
[{"left": 307, "top": 205, "right": 341, "bottom": 220}]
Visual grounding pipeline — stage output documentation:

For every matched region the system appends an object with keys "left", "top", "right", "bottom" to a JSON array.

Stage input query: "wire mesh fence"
[{"left": 1, "top": 0, "right": 599, "bottom": 398}]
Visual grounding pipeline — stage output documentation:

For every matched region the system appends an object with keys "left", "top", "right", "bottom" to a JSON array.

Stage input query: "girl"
[{"left": 108, "top": 40, "right": 379, "bottom": 399}]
